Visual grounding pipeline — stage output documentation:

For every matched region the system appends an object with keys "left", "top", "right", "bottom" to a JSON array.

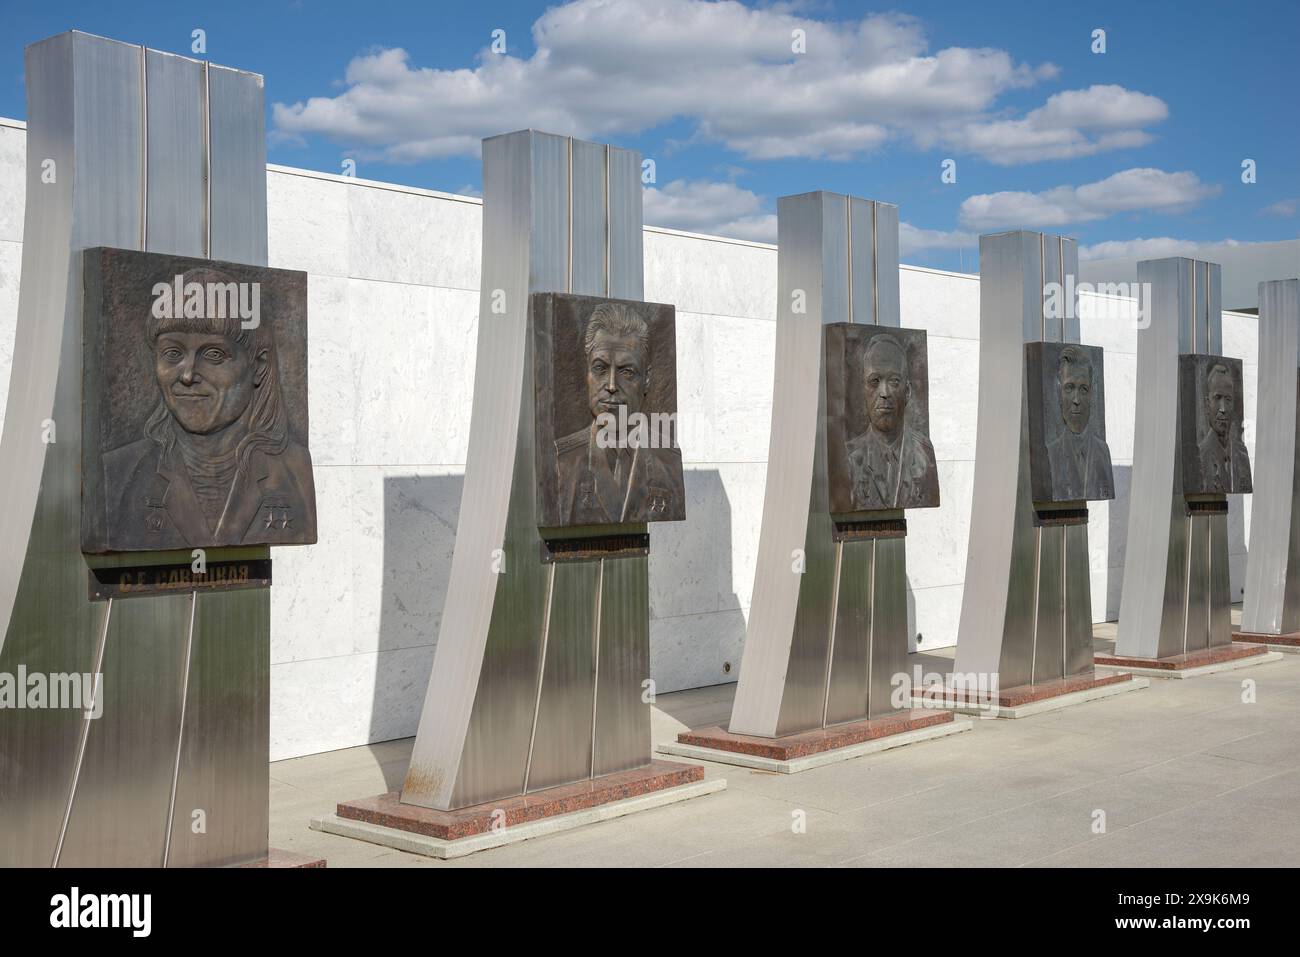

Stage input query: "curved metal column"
[
  {"left": 1241, "top": 280, "right": 1299, "bottom": 635},
  {"left": 402, "top": 131, "right": 650, "bottom": 811},
  {"left": 1116, "top": 258, "right": 1231, "bottom": 657},
  {"left": 0, "top": 32, "right": 270, "bottom": 867},
  {"left": 954, "top": 231, "right": 1097, "bottom": 688},
  {"left": 729, "top": 192, "right": 907, "bottom": 738}
]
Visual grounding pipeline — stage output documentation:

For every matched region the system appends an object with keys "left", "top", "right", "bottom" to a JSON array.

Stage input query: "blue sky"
[{"left": 1, "top": 0, "right": 1297, "bottom": 271}]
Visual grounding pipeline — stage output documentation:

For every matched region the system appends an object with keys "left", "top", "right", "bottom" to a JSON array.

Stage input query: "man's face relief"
[
  {"left": 864, "top": 340, "right": 909, "bottom": 435},
  {"left": 1059, "top": 361, "right": 1092, "bottom": 435},
  {"left": 1207, "top": 366, "right": 1234, "bottom": 440},
  {"left": 586, "top": 330, "right": 648, "bottom": 420},
  {"left": 155, "top": 331, "right": 266, "bottom": 435}
]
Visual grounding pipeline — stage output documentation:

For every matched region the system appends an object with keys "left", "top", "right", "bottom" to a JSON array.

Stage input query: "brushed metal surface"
[
  {"left": 731, "top": 192, "right": 911, "bottom": 737},
  {"left": 525, "top": 559, "right": 597, "bottom": 792},
  {"left": 955, "top": 232, "right": 1096, "bottom": 687},
  {"left": 0, "top": 33, "right": 272, "bottom": 867},
  {"left": 1242, "top": 280, "right": 1300, "bottom": 635},
  {"left": 868, "top": 536, "right": 908, "bottom": 717},
  {"left": 1032, "top": 525, "right": 1065, "bottom": 680},
  {"left": 0, "top": 31, "right": 103, "bottom": 868},
  {"left": 569, "top": 139, "right": 605, "bottom": 296},
  {"left": 1063, "top": 523, "right": 1095, "bottom": 675},
  {"left": 56, "top": 592, "right": 193, "bottom": 867},
  {"left": 1116, "top": 259, "right": 1235, "bottom": 658},
  {"left": 144, "top": 50, "right": 205, "bottom": 256},
  {"left": 405, "top": 132, "right": 652, "bottom": 810},
  {"left": 593, "top": 552, "right": 650, "bottom": 776},
  {"left": 164, "top": 582, "right": 269, "bottom": 867},
  {"left": 206, "top": 64, "right": 267, "bottom": 264},
  {"left": 824, "top": 540, "right": 868, "bottom": 725}
]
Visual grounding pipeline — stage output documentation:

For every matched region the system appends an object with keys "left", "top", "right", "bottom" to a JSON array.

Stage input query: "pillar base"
[
  {"left": 1232, "top": 631, "right": 1300, "bottom": 654},
  {"left": 237, "top": 848, "right": 327, "bottom": 868},
  {"left": 911, "top": 670, "right": 1147, "bottom": 718},
  {"left": 314, "top": 761, "right": 721, "bottom": 859},
  {"left": 1096, "top": 642, "right": 1283, "bottom": 678},
  {"left": 657, "top": 710, "right": 970, "bottom": 773}
]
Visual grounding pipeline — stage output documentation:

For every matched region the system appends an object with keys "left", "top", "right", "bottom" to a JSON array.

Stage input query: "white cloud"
[
  {"left": 1079, "top": 238, "right": 1202, "bottom": 261},
  {"left": 1262, "top": 198, "right": 1298, "bottom": 217},
  {"left": 923, "top": 85, "right": 1167, "bottom": 165},
  {"left": 643, "top": 179, "right": 776, "bottom": 242},
  {"left": 959, "top": 168, "right": 1220, "bottom": 230},
  {"left": 1079, "top": 237, "right": 1248, "bottom": 261},
  {"left": 898, "top": 222, "right": 976, "bottom": 256},
  {"left": 271, "top": 0, "right": 1159, "bottom": 166}
]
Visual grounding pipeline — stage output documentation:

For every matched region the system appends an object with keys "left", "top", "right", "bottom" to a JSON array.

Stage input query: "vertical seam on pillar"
[
  {"left": 1057, "top": 236, "right": 1066, "bottom": 340},
  {"left": 1060, "top": 525, "right": 1067, "bottom": 678},
  {"left": 1038, "top": 233, "right": 1045, "bottom": 340},
  {"left": 820, "top": 540, "right": 844, "bottom": 728},
  {"left": 139, "top": 46, "right": 148, "bottom": 250},
  {"left": 202, "top": 61, "right": 211, "bottom": 258},
  {"left": 865, "top": 539, "right": 877, "bottom": 716},
  {"left": 1191, "top": 260, "right": 1199, "bottom": 353},
  {"left": 566, "top": 137, "right": 573, "bottom": 294},
  {"left": 1030, "top": 528, "right": 1042, "bottom": 684},
  {"left": 52, "top": 598, "right": 114, "bottom": 867},
  {"left": 871, "top": 200, "right": 879, "bottom": 326},
  {"left": 590, "top": 559, "right": 604, "bottom": 777},
  {"left": 521, "top": 562, "right": 556, "bottom": 794},
  {"left": 162, "top": 590, "right": 198, "bottom": 867},
  {"left": 1206, "top": 516, "right": 1213, "bottom": 644},
  {"left": 845, "top": 196, "right": 853, "bottom": 324},
  {"left": 603, "top": 145, "right": 610, "bottom": 297},
  {"left": 1181, "top": 515, "right": 1194, "bottom": 654}
]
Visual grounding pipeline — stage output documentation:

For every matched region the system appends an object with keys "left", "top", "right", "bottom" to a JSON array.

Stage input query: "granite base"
[
  {"left": 1096, "top": 642, "right": 1283, "bottom": 678},
  {"left": 911, "top": 670, "right": 1148, "bottom": 718}
]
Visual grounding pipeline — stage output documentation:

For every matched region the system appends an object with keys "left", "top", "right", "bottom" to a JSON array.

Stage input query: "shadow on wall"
[
  {"left": 1102, "top": 463, "right": 1133, "bottom": 619},
  {"left": 365, "top": 467, "right": 748, "bottom": 747},
  {"left": 1227, "top": 491, "right": 1247, "bottom": 602},
  {"left": 370, "top": 473, "right": 463, "bottom": 748},
  {"left": 649, "top": 467, "right": 747, "bottom": 696}
]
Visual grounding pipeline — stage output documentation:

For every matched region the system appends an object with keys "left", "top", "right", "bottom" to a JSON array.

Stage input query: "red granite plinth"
[
  {"left": 337, "top": 760, "right": 703, "bottom": 842},
  {"left": 912, "top": 670, "right": 1133, "bottom": 708},
  {"left": 1096, "top": 641, "right": 1268, "bottom": 670},
  {"left": 237, "top": 848, "right": 327, "bottom": 868},
  {"left": 676, "top": 709, "right": 953, "bottom": 761},
  {"left": 1233, "top": 630, "right": 1300, "bottom": 647}
]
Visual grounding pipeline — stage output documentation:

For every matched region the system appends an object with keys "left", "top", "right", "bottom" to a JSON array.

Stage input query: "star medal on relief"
[{"left": 579, "top": 470, "right": 597, "bottom": 508}]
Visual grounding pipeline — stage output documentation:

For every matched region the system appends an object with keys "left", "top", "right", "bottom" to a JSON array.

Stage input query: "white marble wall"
[{"left": 0, "top": 121, "right": 1259, "bottom": 761}]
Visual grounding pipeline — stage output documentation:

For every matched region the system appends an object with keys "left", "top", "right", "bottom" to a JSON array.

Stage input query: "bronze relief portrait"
[
  {"left": 532, "top": 292, "right": 685, "bottom": 529},
  {"left": 825, "top": 323, "right": 940, "bottom": 514},
  {"left": 1026, "top": 341, "right": 1115, "bottom": 503},
  {"left": 82, "top": 248, "right": 316, "bottom": 553},
  {"left": 1180, "top": 353, "right": 1252, "bottom": 495}
]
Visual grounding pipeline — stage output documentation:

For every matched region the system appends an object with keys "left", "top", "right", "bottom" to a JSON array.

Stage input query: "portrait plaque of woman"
[{"left": 81, "top": 248, "right": 317, "bottom": 552}]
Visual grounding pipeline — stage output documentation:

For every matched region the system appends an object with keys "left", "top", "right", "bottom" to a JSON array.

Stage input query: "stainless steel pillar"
[
  {"left": 0, "top": 32, "right": 270, "bottom": 866},
  {"left": 1116, "top": 258, "right": 1232, "bottom": 657},
  {"left": 729, "top": 191, "right": 906, "bottom": 737},
  {"left": 402, "top": 131, "right": 649, "bottom": 810},
  {"left": 954, "top": 232, "right": 1096, "bottom": 688},
  {"left": 1242, "top": 280, "right": 1300, "bottom": 635}
]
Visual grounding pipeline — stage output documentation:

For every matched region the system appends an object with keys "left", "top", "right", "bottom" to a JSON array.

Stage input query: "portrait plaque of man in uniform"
[
  {"left": 825, "top": 323, "right": 940, "bottom": 514},
  {"left": 1179, "top": 354, "right": 1252, "bottom": 495},
  {"left": 81, "top": 248, "right": 316, "bottom": 553},
  {"left": 1026, "top": 341, "right": 1115, "bottom": 503},
  {"left": 533, "top": 292, "right": 685, "bottom": 528}
]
